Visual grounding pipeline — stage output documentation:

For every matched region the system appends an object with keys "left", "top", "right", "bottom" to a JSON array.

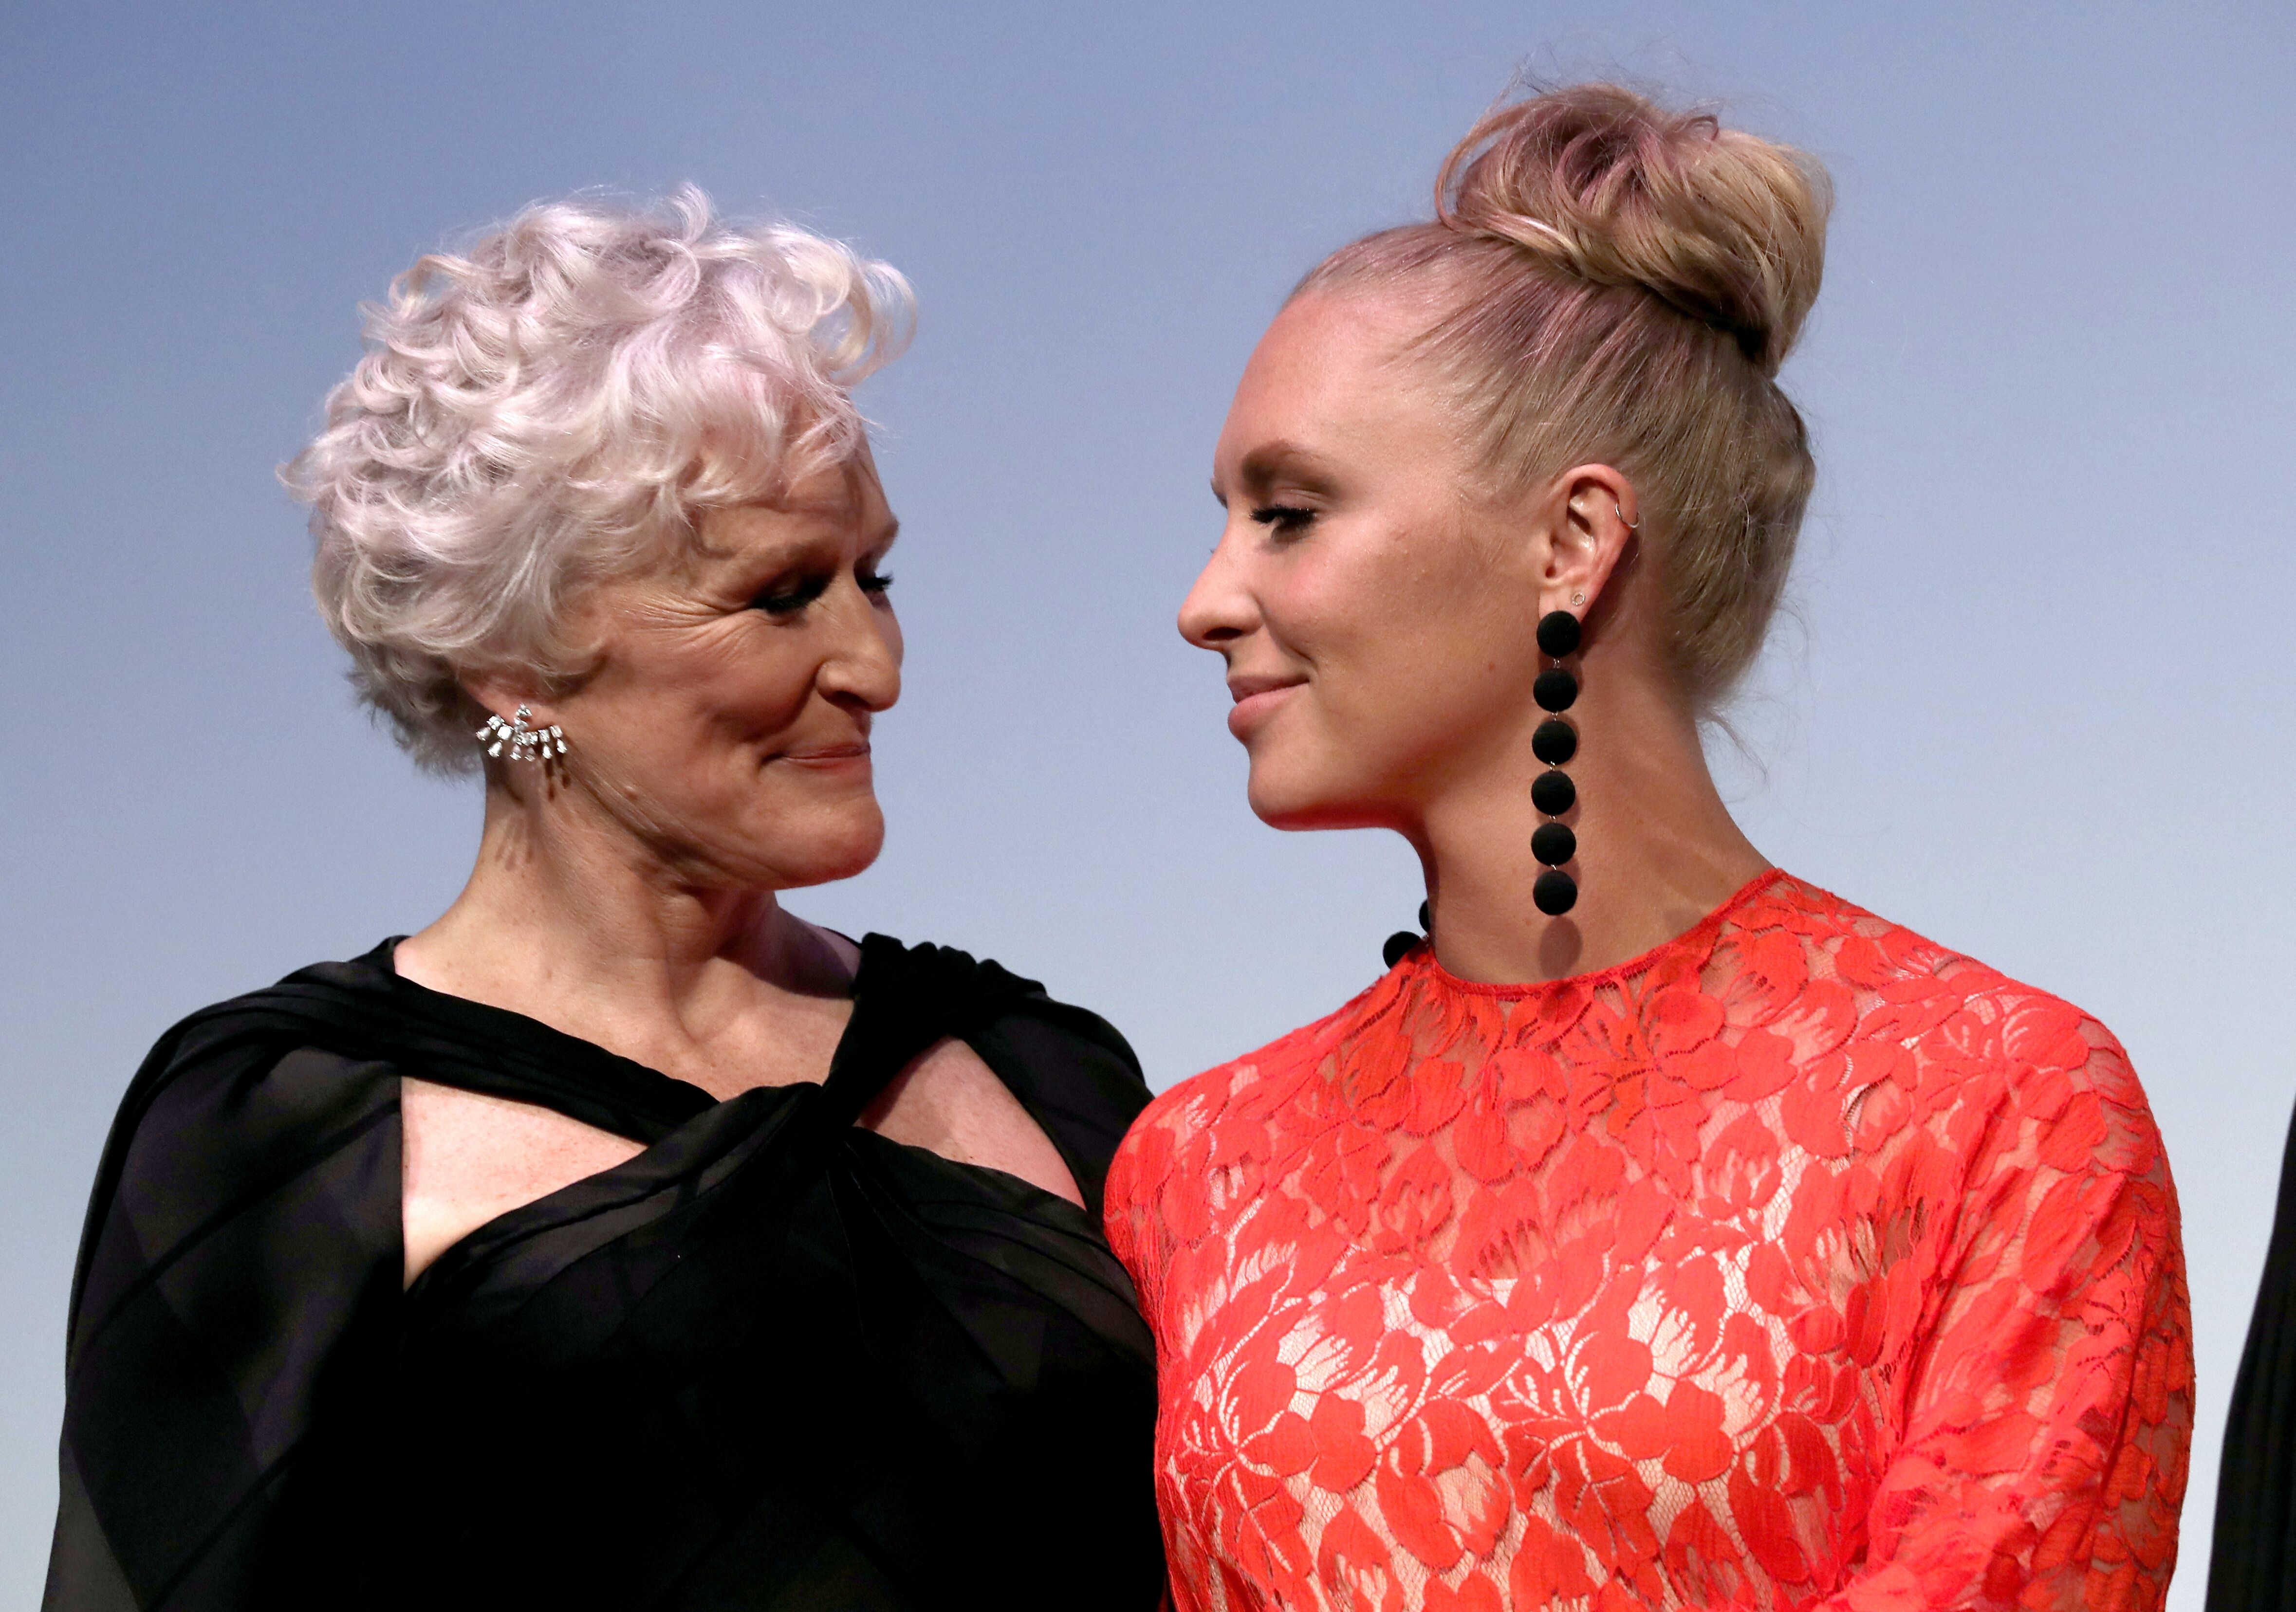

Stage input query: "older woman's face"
[
  {"left": 1180, "top": 291, "right": 1549, "bottom": 832},
  {"left": 550, "top": 448, "right": 903, "bottom": 891}
]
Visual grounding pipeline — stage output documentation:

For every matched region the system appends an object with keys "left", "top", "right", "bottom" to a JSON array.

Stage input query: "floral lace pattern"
[{"left": 1107, "top": 874, "right": 2189, "bottom": 1611}]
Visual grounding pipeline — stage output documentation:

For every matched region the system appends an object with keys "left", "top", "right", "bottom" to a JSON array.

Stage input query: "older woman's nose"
[
  {"left": 820, "top": 588, "right": 902, "bottom": 711},
  {"left": 1178, "top": 531, "right": 1259, "bottom": 651}
]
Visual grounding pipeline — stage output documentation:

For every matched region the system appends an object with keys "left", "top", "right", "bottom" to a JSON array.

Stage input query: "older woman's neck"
[
  {"left": 394, "top": 781, "right": 841, "bottom": 1026},
  {"left": 1412, "top": 673, "right": 1767, "bottom": 986}
]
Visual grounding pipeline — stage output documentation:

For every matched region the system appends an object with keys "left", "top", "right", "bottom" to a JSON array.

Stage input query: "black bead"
[
  {"left": 1534, "top": 869, "right": 1579, "bottom": 916},
  {"left": 1383, "top": 931, "right": 1419, "bottom": 969},
  {"left": 1417, "top": 900, "right": 1432, "bottom": 932},
  {"left": 1532, "top": 718, "right": 1578, "bottom": 766},
  {"left": 1533, "top": 667, "right": 1579, "bottom": 713},
  {"left": 1536, "top": 610, "right": 1582, "bottom": 658},
  {"left": 1530, "top": 768, "right": 1575, "bottom": 816},
  {"left": 1531, "top": 821, "right": 1577, "bottom": 866}
]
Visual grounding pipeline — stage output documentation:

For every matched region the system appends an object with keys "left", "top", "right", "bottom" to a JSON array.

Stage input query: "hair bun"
[{"left": 1438, "top": 83, "right": 1830, "bottom": 377}]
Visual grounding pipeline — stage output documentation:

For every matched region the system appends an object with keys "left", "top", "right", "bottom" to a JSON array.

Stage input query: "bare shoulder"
[{"left": 863, "top": 1038, "right": 1084, "bottom": 1208}]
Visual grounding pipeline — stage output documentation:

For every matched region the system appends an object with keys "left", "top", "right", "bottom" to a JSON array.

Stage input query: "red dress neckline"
[{"left": 1412, "top": 866, "right": 1787, "bottom": 998}]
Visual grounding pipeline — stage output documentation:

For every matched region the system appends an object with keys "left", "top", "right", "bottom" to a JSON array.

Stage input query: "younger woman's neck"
[{"left": 1413, "top": 674, "right": 1767, "bottom": 985}]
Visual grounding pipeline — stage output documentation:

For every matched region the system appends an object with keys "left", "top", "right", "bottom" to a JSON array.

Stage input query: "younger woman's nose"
[{"left": 1179, "top": 531, "right": 1259, "bottom": 651}]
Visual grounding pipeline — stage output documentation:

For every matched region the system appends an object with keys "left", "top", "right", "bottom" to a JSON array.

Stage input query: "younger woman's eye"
[
  {"left": 1251, "top": 504, "right": 1317, "bottom": 536},
  {"left": 858, "top": 568, "right": 895, "bottom": 597}
]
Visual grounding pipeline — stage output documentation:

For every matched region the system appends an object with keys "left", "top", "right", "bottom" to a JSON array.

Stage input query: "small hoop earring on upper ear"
[{"left": 1614, "top": 502, "right": 1640, "bottom": 531}]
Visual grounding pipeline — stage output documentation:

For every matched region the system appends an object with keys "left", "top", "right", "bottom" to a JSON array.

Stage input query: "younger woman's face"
[{"left": 1181, "top": 291, "right": 1551, "bottom": 832}]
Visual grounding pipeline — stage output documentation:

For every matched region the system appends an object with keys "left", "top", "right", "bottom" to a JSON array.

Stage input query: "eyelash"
[
  {"left": 751, "top": 568, "right": 895, "bottom": 615},
  {"left": 1252, "top": 505, "right": 1316, "bottom": 536}
]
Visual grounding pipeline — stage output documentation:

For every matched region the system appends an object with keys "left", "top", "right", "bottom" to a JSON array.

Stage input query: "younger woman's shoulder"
[
  {"left": 1762, "top": 873, "right": 2117, "bottom": 1036},
  {"left": 1122, "top": 977, "right": 1385, "bottom": 1158},
  {"left": 1760, "top": 874, "right": 2158, "bottom": 1151}
]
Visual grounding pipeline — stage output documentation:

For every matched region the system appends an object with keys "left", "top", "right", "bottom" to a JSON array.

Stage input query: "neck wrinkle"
[{"left": 392, "top": 778, "right": 842, "bottom": 1060}]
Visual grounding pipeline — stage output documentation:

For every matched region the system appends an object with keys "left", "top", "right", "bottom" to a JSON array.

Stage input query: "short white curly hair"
[{"left": 284, "top": 185, "right": 913, "bottom": 772}]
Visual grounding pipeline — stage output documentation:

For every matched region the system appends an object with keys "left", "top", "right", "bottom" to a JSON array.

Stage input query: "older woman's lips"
[
  {"left": 775, "top": 742, "right": 873, "bottom": 773},
  {"left": 1226, "top": 679, "right": 1303, "bottom": 740}
]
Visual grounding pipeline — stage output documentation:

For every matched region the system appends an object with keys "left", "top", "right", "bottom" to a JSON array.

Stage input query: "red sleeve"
[
  {"left": 1104, "top": 1094, "right": 1175, "bottom": 1327},
  {"left": 1809, "top": 1025, "right": 2192, "bottom": 1611}
]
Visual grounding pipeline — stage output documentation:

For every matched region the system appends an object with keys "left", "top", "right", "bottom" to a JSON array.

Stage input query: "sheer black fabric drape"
[
  {"left": 2211, "top": 1093, "right": 2296, "bottom": 1611},
  {"left": 46, "top": 934, "right": 1165, "bottom": 1611}
]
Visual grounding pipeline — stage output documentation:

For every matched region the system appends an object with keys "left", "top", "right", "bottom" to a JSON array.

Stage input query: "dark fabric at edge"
[{"left": 2208, "top": 1093, "right": 2296, "bottom": 1611}]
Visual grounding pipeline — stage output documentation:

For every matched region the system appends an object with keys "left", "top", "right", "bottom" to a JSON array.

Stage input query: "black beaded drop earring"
[
  {"left": 1530, "top": 608, "right": 1581, "bottom": 916},
  {"left": 1383, "top": 900, "right": 1433, "bottom": 971}
]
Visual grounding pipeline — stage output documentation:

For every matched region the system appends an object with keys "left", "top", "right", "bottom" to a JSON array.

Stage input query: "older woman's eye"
[
  {"left": 1252, "top": 505, "right": 1317, "bottom": 536},
  {"left": 858, "top": 569, "right": 895, "bottom": 596},
  {"left": 750, "top": 575, "right": 832, "bottom": 615}
]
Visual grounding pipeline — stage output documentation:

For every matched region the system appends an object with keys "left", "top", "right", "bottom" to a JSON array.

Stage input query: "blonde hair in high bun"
[{"left": 1298, "top": 82, "right": 1832, "bottom": 707}]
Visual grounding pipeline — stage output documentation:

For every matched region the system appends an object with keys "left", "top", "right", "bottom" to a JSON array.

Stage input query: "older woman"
[
  {"left": 1106, "top": 86, "right": 2192, "bottom": 1609},
  {"left": 46, "top": 191, "right": 1164, "bottom": 1611}
]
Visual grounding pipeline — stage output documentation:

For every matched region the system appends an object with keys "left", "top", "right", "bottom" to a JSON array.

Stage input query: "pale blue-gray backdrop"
[{"left": 3, "top": 1, "right": 2290, "bottom": 1600}]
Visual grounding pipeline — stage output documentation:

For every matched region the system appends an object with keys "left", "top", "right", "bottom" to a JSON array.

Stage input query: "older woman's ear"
[{"left": 462, "top": 678, "right": 555, "bottom": 729}]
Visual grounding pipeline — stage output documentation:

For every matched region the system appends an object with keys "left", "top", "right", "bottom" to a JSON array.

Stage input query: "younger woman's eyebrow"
[{"left": 1215, "top": 440, "right": 1342, "bottom": 504}]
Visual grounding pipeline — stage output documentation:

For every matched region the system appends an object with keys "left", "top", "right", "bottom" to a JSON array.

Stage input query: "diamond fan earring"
[{"left": 477, "top": 704, "right": 566, "bottom": 764}]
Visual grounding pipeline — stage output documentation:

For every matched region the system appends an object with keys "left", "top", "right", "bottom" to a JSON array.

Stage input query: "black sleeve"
[
  {"left": 45, "top": 1017, "right": 404, "bottom": 1611},
  {"left": 2210, "top": 1092, "right": 2296, "bottom": 1612}
]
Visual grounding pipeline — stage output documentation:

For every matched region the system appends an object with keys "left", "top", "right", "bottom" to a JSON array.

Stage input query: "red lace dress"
[{"left": 1106, "top": 873, "right": 2190, "bottom": 1611}]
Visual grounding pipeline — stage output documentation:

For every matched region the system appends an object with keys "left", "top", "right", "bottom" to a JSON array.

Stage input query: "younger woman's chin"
[{"left": 1245, "top": 778, "right": 1393, "bottom": 834}]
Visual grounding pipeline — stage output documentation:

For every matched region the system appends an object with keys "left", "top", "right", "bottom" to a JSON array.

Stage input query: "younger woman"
[{"left": 1108, "top": 85, "right": 2190, "bottom": 1610}]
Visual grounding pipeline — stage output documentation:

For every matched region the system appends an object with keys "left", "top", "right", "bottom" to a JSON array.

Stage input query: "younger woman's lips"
[{"left": 1227, "top": 684, "right": 1300, "bottom": 740}]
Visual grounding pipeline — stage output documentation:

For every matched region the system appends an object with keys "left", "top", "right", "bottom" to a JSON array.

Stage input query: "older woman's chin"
[{"left": 743, "top": 803, "right": 888, "bottom": 891}]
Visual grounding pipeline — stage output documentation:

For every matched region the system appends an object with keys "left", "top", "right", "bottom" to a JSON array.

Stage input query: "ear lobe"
[{"left": 463, "top": 675, "right": 555, "bottom": 729}]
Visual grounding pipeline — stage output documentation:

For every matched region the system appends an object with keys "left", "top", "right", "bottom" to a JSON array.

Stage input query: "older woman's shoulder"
[
  {"left": 94, "top": 947, "right": 407, "bottom": 1180},
  {"left": 56, "top": 958, "right": 407, "bottom": 1603},
  {"left": 79, "top": 951, "right": 408, "bottom": 1306}
]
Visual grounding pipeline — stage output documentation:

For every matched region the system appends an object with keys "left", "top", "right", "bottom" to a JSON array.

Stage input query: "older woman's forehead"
[{"left": 693, "top": 463, "right": 898, "bottom": 559}]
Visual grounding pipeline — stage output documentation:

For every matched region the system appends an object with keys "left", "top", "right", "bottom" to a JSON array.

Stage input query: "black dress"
[
  {"left": 2211, "top": 1093, "right": 2296, "bottom": 1611},
  {"left": 44, "top": 934, "right": 1166, "bottom": 1611}
]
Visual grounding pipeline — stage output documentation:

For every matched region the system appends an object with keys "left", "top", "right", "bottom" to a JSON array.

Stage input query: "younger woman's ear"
[{"left": 1543, "top": 464, "right": 1638, "bottom": 620}]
